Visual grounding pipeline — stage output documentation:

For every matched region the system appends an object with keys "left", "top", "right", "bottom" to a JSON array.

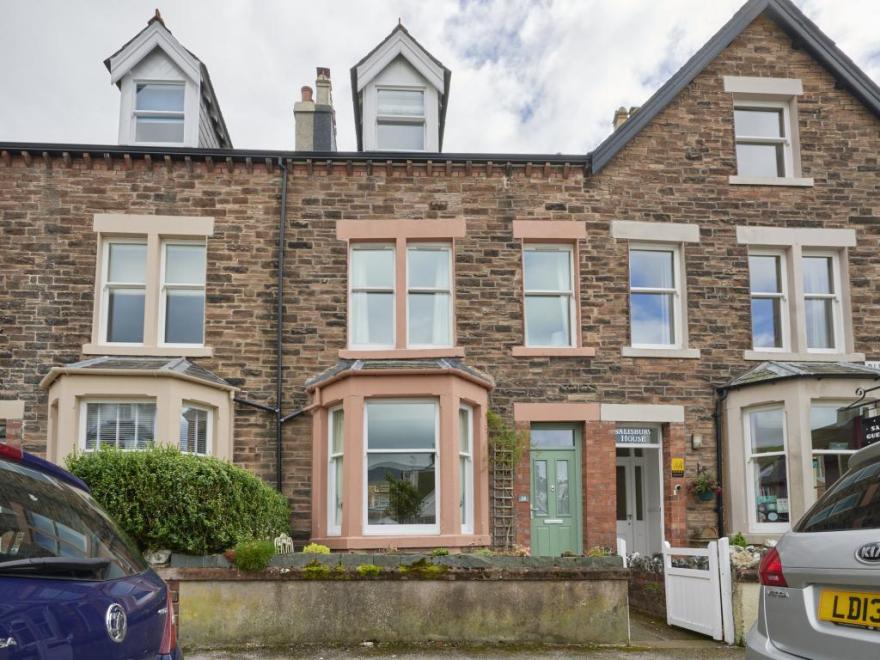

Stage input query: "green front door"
[{"left": 529, "top": 425, "right": 582, "bottom": 556}]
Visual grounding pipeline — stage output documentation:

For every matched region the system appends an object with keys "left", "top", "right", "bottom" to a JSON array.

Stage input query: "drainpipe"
[{"left": 713, "top": 386, "right": 729, "bottom": 539}]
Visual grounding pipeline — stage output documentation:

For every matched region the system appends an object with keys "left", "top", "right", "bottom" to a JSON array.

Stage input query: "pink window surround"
[
  {"left": 337, "top": 220, "right": 467, "bottom": 360},
  {"left": 512, "top": 220, "right": 594, "bottom": 357},
  {"left": 308, "top": 370, "right": 492, "bottom": 550}
]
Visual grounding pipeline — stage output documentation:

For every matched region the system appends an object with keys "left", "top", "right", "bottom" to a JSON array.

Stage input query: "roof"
[
  {"left": 103, "top": 11, "right": 232, "bottom": 149},
  {"left": 39, "top": 356, "right": 234, "bottom": 391},
  {"left": 305, "top": 358, "right": 494, "bottom": 391},
  {"left": 723, "top": 361, "right": 880, "bottom": 390},
  {"left": 350, "top": 23, "right": 452, "bottom": 151},
  {"left": 591, "top": 0, "right": 880, "bottom": 173}
]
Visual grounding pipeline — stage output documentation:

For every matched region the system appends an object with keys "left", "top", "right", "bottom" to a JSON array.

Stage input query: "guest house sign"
[{"left": 615, "top": 427, "right": 657, "bottom": 445}]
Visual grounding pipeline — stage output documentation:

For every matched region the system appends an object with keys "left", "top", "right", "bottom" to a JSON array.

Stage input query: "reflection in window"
[
  {"left": 749, "top": 253, "right": 786, "bottom": 349},
  {"left": 629, "top": 247, "right": 678, "bottom": 347},
  {"left": 746, "top": 407, "right": 789, "bottom": 527},
  {"left": 810, "top": 403, "right": 858, "bottom": 500}
]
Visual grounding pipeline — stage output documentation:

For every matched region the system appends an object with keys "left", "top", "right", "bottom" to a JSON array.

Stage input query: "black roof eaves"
[{"left": 591, "top": 0, "right": 880, "bottom": 175}]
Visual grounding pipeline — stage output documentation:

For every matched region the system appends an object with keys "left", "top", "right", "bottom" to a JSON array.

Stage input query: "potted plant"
[{"left": 688, "top": 469, "right": 721, "bottom": 501}]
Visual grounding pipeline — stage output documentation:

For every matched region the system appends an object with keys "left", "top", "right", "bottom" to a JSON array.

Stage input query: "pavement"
[{"left": 186, "top": 612, "right": 746, "bottom": 660}]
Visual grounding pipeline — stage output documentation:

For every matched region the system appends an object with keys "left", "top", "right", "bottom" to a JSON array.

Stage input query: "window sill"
[
  {"left": 82, "top": 343, "right": 214, "bottom": 358},
  {"left": 743, "top": 350, "right": 866, "bottom": 362},
  {"left": 622, "top": 347, "right": 701, "bottom": 359},
  {"left": 338, "top": 347, "right": 465, "bottom": 360},
  {"left": 310, "top": 533, "right": 492, "bottom": 551},
  {"left": 728, "top": 175, "right": 814, "bottom": 187},
  {"left": 511, "top": 346, "right": 596, "bottom": 358}
]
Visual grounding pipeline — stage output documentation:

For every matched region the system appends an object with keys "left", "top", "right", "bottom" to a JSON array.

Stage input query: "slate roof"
[
  {"left": 39, "top": 356, "right": 234, "bottom": 390},
  {"left": 724, "top": 361, "right": 880, "bottom": 390},
  {"left": 305, "top": 358, "right": 494, "bottom": 390}
]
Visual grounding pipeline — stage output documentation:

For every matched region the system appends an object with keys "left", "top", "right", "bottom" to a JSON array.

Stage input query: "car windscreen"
[
  {"left": 0, "top": 458, "right": 147, "bottom": 579},
  {"left": 796, "top": 451, "right": 880, "bottom": 533}
]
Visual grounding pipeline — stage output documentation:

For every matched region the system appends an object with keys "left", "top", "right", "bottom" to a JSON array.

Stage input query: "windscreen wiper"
[{"left": 0, "top": 557, "right": 110, "bottom": 577}]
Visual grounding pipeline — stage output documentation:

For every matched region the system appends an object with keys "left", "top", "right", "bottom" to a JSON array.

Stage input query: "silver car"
[{"left": 747, "top": 440, "right": 880, "bottom": 659}]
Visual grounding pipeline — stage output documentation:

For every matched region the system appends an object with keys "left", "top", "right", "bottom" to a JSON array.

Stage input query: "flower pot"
[{"left": 697, "top": 490, "right": 715, "bottom": 502}]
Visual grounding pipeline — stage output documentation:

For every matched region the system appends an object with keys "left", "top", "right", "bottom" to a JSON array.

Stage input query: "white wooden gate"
[{"left": 663, "top": 537, "right": 734, "bottom": 644}]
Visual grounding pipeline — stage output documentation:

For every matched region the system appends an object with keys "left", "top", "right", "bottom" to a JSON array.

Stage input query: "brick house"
[{"left": 2, "top": 0, "right": 879, "bottom": 554}]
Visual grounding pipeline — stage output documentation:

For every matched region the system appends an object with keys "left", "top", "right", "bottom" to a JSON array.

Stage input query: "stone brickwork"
[{"left": 2, "top": 16, "right": 880, "bottom": 547}]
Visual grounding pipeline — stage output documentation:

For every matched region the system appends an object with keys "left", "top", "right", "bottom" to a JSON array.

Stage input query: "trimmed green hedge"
[{"left": 67, "top": 446, "right": 290, "bottom": 554}]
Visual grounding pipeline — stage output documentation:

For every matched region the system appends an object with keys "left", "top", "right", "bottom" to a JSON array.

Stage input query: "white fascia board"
[
  {"left": 109, "top": 23, "right": 200, "bottom": 86},
  {"left": 735, "top": 226, "right": 856, "bottom": 247},
  {"left": 356, "top": 31, "right": 444, "bottom": 92}
]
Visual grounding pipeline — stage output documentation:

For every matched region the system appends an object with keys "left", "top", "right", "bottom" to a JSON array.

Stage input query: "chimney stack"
[
  {"left": 294, "top": 67, "right": 337, "bottom": 151},
  {"left": 612, "top": 106, "right": 629, "bottom": 129}
]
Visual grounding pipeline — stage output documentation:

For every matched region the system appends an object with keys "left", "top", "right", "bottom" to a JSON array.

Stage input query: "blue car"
[{"left": 0, "top": 444, "right": 181, "bottom": 659}]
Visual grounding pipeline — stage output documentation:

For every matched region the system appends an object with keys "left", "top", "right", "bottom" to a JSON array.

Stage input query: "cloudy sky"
[{"left": 1, "top": 0, "right": 878, "bottom": 154}]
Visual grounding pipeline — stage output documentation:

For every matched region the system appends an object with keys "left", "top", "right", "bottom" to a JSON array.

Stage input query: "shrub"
[
  {"left": 302, "top": 542, "right": 330, "bottom": 554},
  {"left": 430, "top": 548, "right": 449, "bottom": 557},
  {"left": 234, "top": 539, "right": 275, "bottom": 572},
  {"left": 731, "top": 532, "right": 748, "bottom": 548},
  {"left": 586, "top": 546, "right": 613, "bottom": 557},
  {"left": 302, "top": 561, "right": 331, "bottom": 579},
  {"left": 67, "top": 446, "right": 290, "bottom": 555},
  {"left": 356, "top": 564, "right": 382, "bottom": 577}
]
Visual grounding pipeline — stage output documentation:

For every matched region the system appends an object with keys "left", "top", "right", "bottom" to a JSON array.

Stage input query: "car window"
[
  {"left": 0, "top": 458, "right": 147, "bottom": 578},
  {"left": 797, "top": 452, "right": 880, "bottom": 533}
]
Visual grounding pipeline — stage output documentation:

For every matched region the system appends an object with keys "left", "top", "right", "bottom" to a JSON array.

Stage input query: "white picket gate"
[{"left": 662, "top": 537, "right": 734, "bottom": 644}]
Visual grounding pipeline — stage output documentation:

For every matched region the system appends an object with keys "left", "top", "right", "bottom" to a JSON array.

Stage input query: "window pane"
[
  {"left": 749, "top": 409, "right": 785, "bottom": 454},
  {"left": 108, "top": 243, "right": 147, "bottom": 283},
  {"left": 351, "top": 248, "right": 394, "bottom": 289},
  {"left": 165, "top": 244, "right": 206, "bottom": 284},
  {"left": 87, "top": 402, "right": 155, "bottom": 451},
  {"left": 136, "top": 83, "right": 184, "bottom": 112},
  {"left": 350, "top": 291, "right": 394, "bottom": 346},
  {"left": 616, "top": 465, "right": 627, "bottom": 521},
  {"left": 802, "top": 256, "right": 833, "bottom": 294},
  {"left": 753, "top": 455, "right": 789, "bottom": 524},
  {"left": 179, "top": 406, "right": 208, "bottom": 455},
  {"left": 531, "top": 428, "right": 575, "bottom": 449},
  {"left": 107, "top": 289, "right": 145, "bottom": 343},
  {"left": 524, "top": 250, "right": 572, "bottom": 292},
  {"left": 459, "top": 408, "right": 470, "bottom": 453},
  {"left": 377, "top": 89, "right": 424, "bottom": 116},
  {"left": 630, "top": 292, "right": 674, "bottom": 345},
  {"left": 334, "top": 458, "right": 343, "bottom": 526},
  {"left": 813, "top": 454, "right": 849, "bottom": 501},
  {"left": 629, "top": 250, "right": 673, "bottom": 289},
  {"left": 534, "top": 460, "right": 548, "bottom": 516},
  {"left": 408, "top": 292, "right": 450, "bottom": 345},
  {"left": 366, "top": 453, "right": 435, "bottom": 525},
  {"left": 810, "top": 405, "right": 858, "bottom": 451},
  {"left": 798, "top": 456, "right": 880, "bottom": 532},
  {"left": 805, "top": 298, "right": 834, "bottom": 349},
  {"left": 460, "top": 456, "right": 468, "bottom": 525},
  {"left": 735, "top": 143, "right": 784, "bottom": 178},
  {"left": 366, "top": 401, "right": 435, "bottom": 450},
  {"left": 165, "top": 290, "right": 205, "bottom": 344},
  {"left": 331, "top": 409, "right": 344, "bottom": 454},
  {"left": 408, "top": 248, "right": 449, "bottom": 289},
  {"left": 734, "top": 109, "right": 783, "bottom": 138},
  {"left": 377, "top": 122, "right": 424, "bottom": 150},
  {"left": 557, "top": 460, "right": 570, "bottom": 516},
  {"left": 135, "top": 116, "right": 185, "bottom": 143},
  {"left": 525, "top": 295, "right": 571, "bottom": 346},
  {"left": 749, "top": 255, "right": 781, "bottom": 293},
  {"left": 751, "top": 298, "right": 783, "bottom": 348}
]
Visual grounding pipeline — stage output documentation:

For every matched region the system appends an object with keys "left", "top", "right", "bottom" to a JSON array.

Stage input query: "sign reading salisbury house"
[{"left": 615, "top": 427, "right": 657, "bottom": 445}]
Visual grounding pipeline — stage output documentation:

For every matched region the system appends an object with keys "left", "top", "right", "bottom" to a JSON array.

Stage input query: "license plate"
[{"left": 818, "top": 590, "right": 880, "bottom": 629}]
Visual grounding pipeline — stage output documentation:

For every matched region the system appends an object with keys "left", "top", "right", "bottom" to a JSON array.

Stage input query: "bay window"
[
  {"left": 407, "top": 245, "right": 452, "bottom": 347},
  {"left": 103, "top": 241, "right": 147, "bottom": 344},
  {"left": 459, "top": 405, "right": 474, "bottom": 534},
  {"left": 328, "top": 407, "right": 344, "bottom": 536},
  {"left": 161, "top": 242, "right": 207, "bottom": 345},
  {"left": 802, "top": 253, "right": 841, "bottom": 351},
  {"left": 179, "top": 404, "right": 211, "bottom": 455},
  {"left": 628, "top": 246, "right": 680, "bottom": 348},
  {"left": 745, "top": 407, "right": 790, "bottom": 531},
  {"left": 349, "top": 244, "right": 395, "bottom": 348},
  {"left": 82, "top": 401, "right": 156, "bottom": 451},
  {"left": 748, "top": 252, "right": 787, "bottom": 350},
  {"left": 523, "top": 245, "right": 575, "bottom": 347}
]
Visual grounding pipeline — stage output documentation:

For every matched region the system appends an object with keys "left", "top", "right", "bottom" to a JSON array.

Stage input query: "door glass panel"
[
  {"left": 635, "top": 465, "right": 644, "bottom": 521},
  {"left": 533, "top": 460, "right": 548, "bottom": 516},
  {"left": 531, "top": 428, "right": 575, "bottom": 448},
  {"left": 616, "top": 448, "right": 629, "bottom": 458},
  {"left": 556, "top": 460, "right": 570, "bottom": 516},
  {"left": 616, "top": 465, "right": 627, "bottom": 521}
]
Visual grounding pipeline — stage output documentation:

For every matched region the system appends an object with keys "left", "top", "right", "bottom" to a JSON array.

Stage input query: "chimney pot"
[
  {"left": 316, "top": 67, "right": 331, "bottom": 80},
  {"left": 301, "top": 86, "right": 313, "bottom": 102}
]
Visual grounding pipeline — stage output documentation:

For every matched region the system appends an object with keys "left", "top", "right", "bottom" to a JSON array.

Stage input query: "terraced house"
[{"left": 2, "top": 0, "right": 879, "bottom": 556}]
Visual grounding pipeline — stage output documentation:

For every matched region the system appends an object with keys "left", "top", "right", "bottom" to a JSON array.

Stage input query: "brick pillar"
[
  {"left": 664, "top": 423, "right": 688, "bottom": 547},
  {"left": 583, "top": 420, "right": 616, "bottom": 550},
  {"left": 513, "top": 422, "right": 531, "bottom": 551}
]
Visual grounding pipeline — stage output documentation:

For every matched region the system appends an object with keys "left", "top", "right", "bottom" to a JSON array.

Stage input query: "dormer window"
[
  {"left": 134, "top": 82, "right": 185, "bottom": 144},
  {"left": 376, "top": 88, "right": 425, "bottom": 151}
]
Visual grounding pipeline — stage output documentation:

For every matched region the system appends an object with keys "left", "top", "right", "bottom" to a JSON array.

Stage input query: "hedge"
[{"left": 67, "top": 446, "right": 290, "bottom": 555}]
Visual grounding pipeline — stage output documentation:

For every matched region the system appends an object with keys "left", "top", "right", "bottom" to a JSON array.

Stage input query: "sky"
[{"left": 1, "top": 0, "right": 878, "bottom": 154}]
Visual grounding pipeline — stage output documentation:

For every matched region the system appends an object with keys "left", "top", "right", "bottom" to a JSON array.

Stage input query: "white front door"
[{"left": 616, "top": 449, "right": 649, "bottom": 554}]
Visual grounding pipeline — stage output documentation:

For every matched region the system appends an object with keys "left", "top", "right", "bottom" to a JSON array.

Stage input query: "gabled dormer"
[
  {"left": 351, "top": 23, "right": 451, "bottom": 152},
  {"left": 104, "top": 10, "right": 232, "bottom": 149}
]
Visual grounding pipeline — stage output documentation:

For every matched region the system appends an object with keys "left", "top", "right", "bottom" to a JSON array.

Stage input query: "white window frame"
[
  {"left": 79, "top": 399, "right": 157, "bottom": 452},
  {"left": 459, "top": 404, "right": 474, "bottom": 535},
  {"left": 808, "top": 400, "right": 857, "bottom": 506},
  {"left": 327, "top": 406, "right": 344, "bottom": 537},
  {"left": 348, "top": 243, "right": 396, "bottom": 349},
  {"left": 802, "top": 250, "right": 843, "bottom": 354},
  {"left": 375, "top": 86, "right": 426, "bottom": 152},
  {"left": 179, "top": 402, "right": 213, "bottom": 456},
  {"left": 523, "top": 244, "right": 576, "bottom": 348},
  {"left": 100, "top": 237, "right": 148, "bottom": 346},
  {"left": 743, "top": 405, "right": 791, "bottom": 534},
  {"left": 748, "top": 249, "right": 790, "bottom": 352},
  {"left": 131, "top": 80, "right": 186, "bottom": 147},
  {"left": 628, "top": 243, "right": 682, "bottom": 349},
  {"left": 158, "top": 239, "right": 207, "bottom": 348},
  {"left": 363, "top": 399, "right": 440, "bottom": 536},
  {"left": 733, "top": 100, "right": 794, "bottom": 178},
  {"left": 406, "top": 243, "right": 453, "bottom": 348}
]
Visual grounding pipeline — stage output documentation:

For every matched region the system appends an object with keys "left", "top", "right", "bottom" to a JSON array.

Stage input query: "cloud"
[{"left": 0, "top": 0, "right": 876, "bottom": 153}]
